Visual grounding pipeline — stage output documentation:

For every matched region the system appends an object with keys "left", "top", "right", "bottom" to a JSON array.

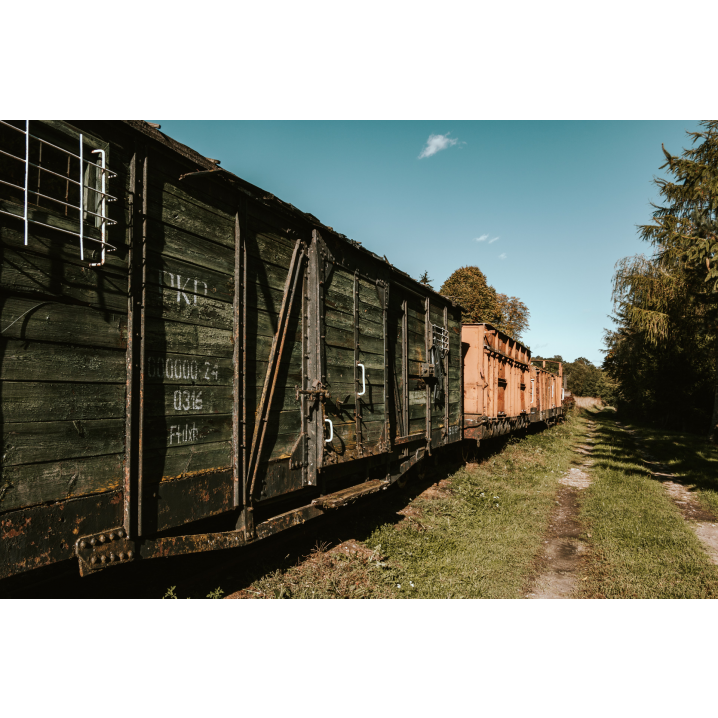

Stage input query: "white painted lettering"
[
  {"left": 176, "top": 275, "right": 193, "bottom": 305},
  {"left": 194, "top": 279, "right": 208, "bottom": 301}
]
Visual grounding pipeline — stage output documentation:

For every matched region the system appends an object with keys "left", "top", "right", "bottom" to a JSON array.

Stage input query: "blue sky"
[{"left": 154, "top": 120, "right": 701, "bottom": 365}]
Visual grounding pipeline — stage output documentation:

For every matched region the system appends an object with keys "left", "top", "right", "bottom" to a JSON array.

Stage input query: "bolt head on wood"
[
  {"left": 128, "top": 550, "right": 134, "bottom": 559},
  {"left": 100, "top": 556, "right": 107, "bottom": 564},
  {"left": 90, "top": 556, "right": 97, "bottom": 565},
  {"left": 99, "top": 535, "right": 106, "bottom": 543},
  {"left": 90, "top": 538, "right": 97, "bottom": 546},
  {"left": 109, "top": 532, "right": 116, "bottom": 541},
  {"left": 80, "top": 540, "right": 87, "bottom": 549}
]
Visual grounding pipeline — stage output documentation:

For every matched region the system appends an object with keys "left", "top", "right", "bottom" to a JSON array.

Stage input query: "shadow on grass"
[
  {"left": 586, "top": 408, "right": 718, "bottom": 506},
  {"left": 2, "top": 436, "right": 519, "bottom": 599}
]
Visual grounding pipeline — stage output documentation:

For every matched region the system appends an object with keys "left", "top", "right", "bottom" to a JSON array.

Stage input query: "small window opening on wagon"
[{"left": 0, "top": 120, "right": 117, "bottom": 266}]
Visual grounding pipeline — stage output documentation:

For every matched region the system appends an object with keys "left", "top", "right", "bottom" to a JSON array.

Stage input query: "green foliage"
[
  {"left": 162, "top": 585, "right": 225, "bottom": 599},
  {"left": 439, "top": 265, "right": 530, "bottom": 339},
  {"left": 417, "top": 270, "right": 434, "bottom": 289},
  {"left": 606, "top": 121, "right": 718, "bottom": 436},
  {"left": 495, "top": 293, "right": 531, "bottom": 340},
  {"left": 564, "top": 357, "right": 615, "bottom": 401}
]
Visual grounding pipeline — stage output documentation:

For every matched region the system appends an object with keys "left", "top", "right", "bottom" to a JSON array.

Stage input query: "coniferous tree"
[
  {"left": 610, "top": 121, "right": 718, "bottom": 439},
  {"left": 417, "top": 270, "right": 434, "bottom": 289}
]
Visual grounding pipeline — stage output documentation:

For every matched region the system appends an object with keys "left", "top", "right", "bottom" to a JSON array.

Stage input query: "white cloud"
[
  {"left": 489, "top": 236, "right": 500, "bottom": 244},
  {"left": 418, "top": 133, "right": 460, "bottom": 159},
  {"left": 475, "top": 234, "right": 489, "bottom": 242},
  {"left": 498, "top": 253, "right": 507, "bottom": 260}
]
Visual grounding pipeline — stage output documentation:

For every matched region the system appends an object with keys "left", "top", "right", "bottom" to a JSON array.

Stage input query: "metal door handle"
[
  {"left": 357, "top": 363, "right": 366, "bottom": 396},
  {"left": 324, "top": 418, "right": 333, "bottom": 443}
]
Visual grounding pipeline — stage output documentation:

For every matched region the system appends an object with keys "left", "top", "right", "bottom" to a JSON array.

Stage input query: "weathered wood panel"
[
  {"left": 0, "top": 453, "right": 123, "bottom": 512},
  {"left": 1, "top": 213, "right": 128, "bottom": 270},
  {"left": 146, "top": 191, "right": 234, "bottom": 248},
  {"left": 142, "top": 469, "right": 233, "bottom": 534},
  {"left": 0, "top": 248, "right": 128, "bottom": 312},
  {"left": 146, "top": 220, "right": 234, "bottom": 275},
  {"left": 143, "top": 441, "right": 232, "bottom": 484},
  {"left": 2, "top": 418, "right": 124, "bottom": 466},
  {"left": 0, "top": 297, "right": 127, "bottom": 349},
  {"left": 146, "top": 287, "right": 233, "bottom": 330},
  {"left": 0, "top": 382, "right": 124, "bottom": 422},
  {"left": 147, "top": 251, "right": 234, "bottom": 304},
  {"left": 145, "top": 318, "right": 232, "bottom": 358},
  {"left": 0, "top": 340, "right": 125, "bottom": 383}
]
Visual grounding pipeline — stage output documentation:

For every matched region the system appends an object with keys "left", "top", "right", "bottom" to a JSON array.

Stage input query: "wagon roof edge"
[{"left": 122, "top": 120, "right": 466, "bottom": 311}]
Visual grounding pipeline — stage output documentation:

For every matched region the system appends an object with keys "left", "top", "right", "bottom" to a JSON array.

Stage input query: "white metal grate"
[
  {"left": 431, "top": 323, "right": 449, "bottom": 354},
  {"left": 0, "top": 120, "right": 117, "bottom": 266}
]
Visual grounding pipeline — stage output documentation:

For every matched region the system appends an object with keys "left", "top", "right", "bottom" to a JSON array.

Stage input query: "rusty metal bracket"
[
  {"left": 140, "top": 530, "right": 246, "bottom": 560},
  {"left": 311, "top": 478, "right": 388, "bottom": 510},
  {"left": 179, "top": 168, "right": 226, "bottom": 181},
  {"left": 295, "top": 383, "right": 328, "bottom": 402},
  {"left": 314, "top": 231, "right": 337, "bottom": 266},
  {"left": 289, "top": 433, "right": 308, "bottom": 472},
  {"left": 75, "top": 528, "right": 136, "bottom": 577},
  {"left": 420, "top": 362, "right": 435, "bottom": 378}
]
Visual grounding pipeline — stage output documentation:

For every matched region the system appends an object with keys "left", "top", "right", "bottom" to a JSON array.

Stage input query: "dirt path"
[
  {"left": 526, "top": 421, "right": 596, "bottom": 599},
  {"left": 616, "top": 422, "right": 718, "bottom": 566}
]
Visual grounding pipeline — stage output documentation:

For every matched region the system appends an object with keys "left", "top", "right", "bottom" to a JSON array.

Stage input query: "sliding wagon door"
[{"left": 323, "top": 256, "right": 388, "bottom": 463}]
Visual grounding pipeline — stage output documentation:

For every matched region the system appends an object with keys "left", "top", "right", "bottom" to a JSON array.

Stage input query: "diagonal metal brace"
[{"left": 246, "top": 238, "right": 306, "bottom": 501}]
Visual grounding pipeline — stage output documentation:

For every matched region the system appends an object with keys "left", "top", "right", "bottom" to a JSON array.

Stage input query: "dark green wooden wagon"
[{"left": 0, "top": 120, "right": 463, "bottom": 579}]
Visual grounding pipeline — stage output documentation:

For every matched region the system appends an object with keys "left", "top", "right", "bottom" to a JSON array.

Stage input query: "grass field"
[
  {"left": 577, "top": 408, "right": 718, "bottom": 599},
  {"left": 159, "top": 406, "right": 718, "bottom": 599},
  {"left": 223, "top": 414, "right": 589, "bottom": 599}
]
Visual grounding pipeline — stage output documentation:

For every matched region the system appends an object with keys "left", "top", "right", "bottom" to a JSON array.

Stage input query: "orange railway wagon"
[{"left": 462, "top": 324, "right": 565, "bottom": 442}]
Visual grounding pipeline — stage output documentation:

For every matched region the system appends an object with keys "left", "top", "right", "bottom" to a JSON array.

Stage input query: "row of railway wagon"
[{"left": 0, "top": 120, "right": 566, "bottom": 581}]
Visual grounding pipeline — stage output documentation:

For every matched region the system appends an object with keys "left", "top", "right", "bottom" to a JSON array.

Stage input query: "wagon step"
[{"left": 311, "top": 479, "right": 388, "bottom": 510}]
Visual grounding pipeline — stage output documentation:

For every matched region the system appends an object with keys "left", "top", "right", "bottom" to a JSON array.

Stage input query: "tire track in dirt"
[
  {"left": 525, "top": 421, "right": 596, "bottom": 599},
  {"left": 616, "top": 422, "right": 718, "bottom": 565}
]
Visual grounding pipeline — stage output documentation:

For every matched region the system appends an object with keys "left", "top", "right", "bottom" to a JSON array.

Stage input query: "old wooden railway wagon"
[
  {"left": 0, "top": 120, "right": 465, "bottom": 580},
  {"left": 461, "top": 323, "right": 564, "bottom": 442}
]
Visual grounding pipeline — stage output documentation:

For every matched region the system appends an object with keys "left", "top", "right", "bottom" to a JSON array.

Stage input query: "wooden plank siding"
[
  {"left": 0, "top": 121, "right": 131, "bottom": 514},
  {"left": 0, "top": 120, "right": 470, "bottom": 580}
]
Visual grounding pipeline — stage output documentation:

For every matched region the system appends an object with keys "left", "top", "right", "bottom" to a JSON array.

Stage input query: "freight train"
[{"left": 0, "top": 120, "right": 566, "bottom": 581}]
